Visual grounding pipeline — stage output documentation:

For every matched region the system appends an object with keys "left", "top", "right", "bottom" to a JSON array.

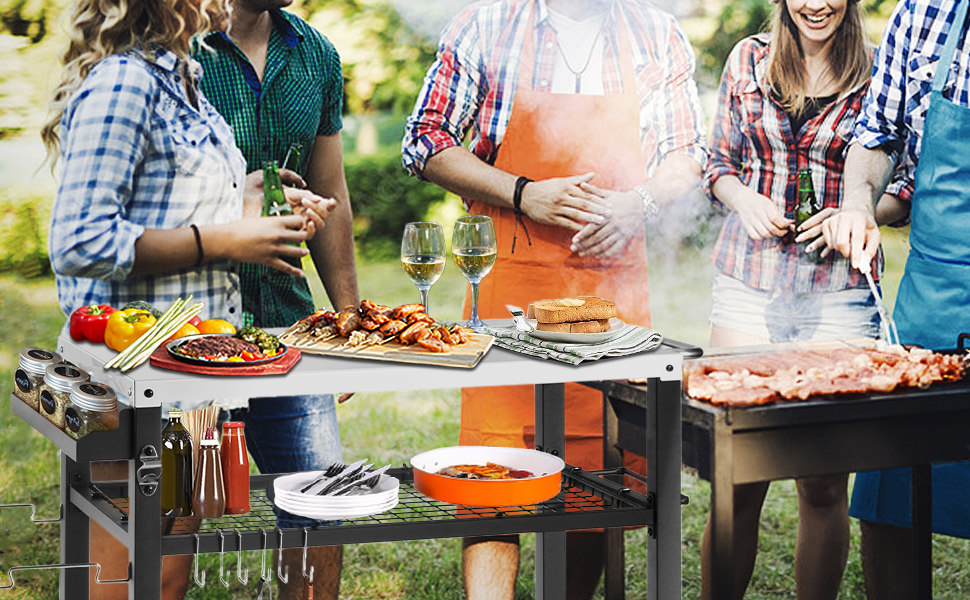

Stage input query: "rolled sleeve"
[
  {"left": 402, "top": 11, "right": 483, "bottom": 178},
  {"left": 851, "top": 3, "right": 910, "bottom": 158},
  {"left": 50, "top": 58, "right": 152, "bottom": 281},
  {"left": 704, "top": 52, "right": 743, "bottom": 206},
  {"left": 653, "top": 21, "right": 707, "bottom": 171}
]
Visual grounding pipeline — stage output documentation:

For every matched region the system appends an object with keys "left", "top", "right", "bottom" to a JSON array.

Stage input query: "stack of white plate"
[{"left": 272, "top": 471, "right": 400, "bottom": 520}]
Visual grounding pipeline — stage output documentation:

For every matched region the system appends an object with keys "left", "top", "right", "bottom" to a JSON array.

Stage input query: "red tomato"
[{"left": 189, "top": 316, "right": 202, "bottom": 327}]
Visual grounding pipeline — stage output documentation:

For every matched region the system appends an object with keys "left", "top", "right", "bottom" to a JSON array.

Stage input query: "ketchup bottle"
[{"left": 221, "top": 422, "right": 251, "bottom": 514}]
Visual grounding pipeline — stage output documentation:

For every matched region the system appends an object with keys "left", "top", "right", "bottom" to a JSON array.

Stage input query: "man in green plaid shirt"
[{"left": 193, "top": 0, "right": 359, "bottom": 597}]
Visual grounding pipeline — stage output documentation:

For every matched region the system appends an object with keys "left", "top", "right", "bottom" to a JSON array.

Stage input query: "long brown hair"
[
  {"left": 766, "top": 0, "right": 870, "bottom": 117},
  {"left": 40, "top": 0, "right": 228, "bottom": 162}
]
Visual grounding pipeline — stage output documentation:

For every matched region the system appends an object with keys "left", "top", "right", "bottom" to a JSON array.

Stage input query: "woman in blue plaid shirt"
[{"left": 39, "top": 0, "right": 332, "bottom": 597}]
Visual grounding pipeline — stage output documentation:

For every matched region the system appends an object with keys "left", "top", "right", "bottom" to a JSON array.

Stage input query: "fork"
[
  {"left": 298, "top": 462, "right": 346, "bottom": 494},
  {"left": 332, "top": 465, "right": 391, "bottom": 496}
]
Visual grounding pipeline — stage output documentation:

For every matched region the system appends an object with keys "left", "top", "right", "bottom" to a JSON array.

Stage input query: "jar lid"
[
  {"left": 200, "top": 438, "right": 220, "bottom": 447},
  {"left": 168, "top": 408, "right": 183, "bottom": 417},
  {"left": 70, "top": 382, "right": 117, "bottom": 412},
  {"left": 19, "top": 348, "right": 62, "bottom": 374},
  {"left": 222, "top": 421, "right": 244, "bottom": 429},
  {"left": 44, "top": 363, "right": 90, "bottom": 393}
]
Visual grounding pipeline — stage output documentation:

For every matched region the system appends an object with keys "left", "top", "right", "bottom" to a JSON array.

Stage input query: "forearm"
[
  {"left": 308, "top": 202, "right": 359, "bottom": 310},
  {"left": 710, "top": 174, "right": 751, "bottom": 213},
  {"left": 422, "top": 146, "right": 518, "bottom": 209},
  {"left": 641, "top": 153, "right": 702, "bottom": 207},
  {"left": 129, "top": 224, "right": 235, "bottom": 278},
  {"left": 874, "top": 193, "right": 909, "bottom": 226},
  {"left": 842, "top": 143, "right": 894, "bottom": 215}
]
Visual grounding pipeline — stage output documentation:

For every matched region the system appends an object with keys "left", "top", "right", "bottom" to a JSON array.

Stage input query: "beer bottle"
[
  {"left": 263, "top": 160, "right": 293, "bottom": 217},
  {"left": 795, "top": 168, "right": 825, "bottom": 264},
  {"left": 161, "top": 408, "right": 193, "bottom": 517},
  {"left": 282, "top": 142, "right": 302, "bottom": 173}
]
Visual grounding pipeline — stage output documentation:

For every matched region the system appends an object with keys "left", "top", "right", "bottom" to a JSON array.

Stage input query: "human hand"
[
  {"left": 286, "top": 189, "right": 337, "bottom": 241},
  {"left": 820, "top": 208, "right": 880, "bottom": 271},
  {"left": 228, "top": 215, "right": 310, "bottom": 277},
  {"left": 569, "top": 183, "right": 642, "bottom": 257},
  {"left": 794, "top": 207, "right": 838, "bottom": 254},
  {"left": 733, "top": 188, "right": 792, "bottom": 240},
  {"left": 521, "top": 173, "right": 611, "bottom": 232},
  {"left": 278, "top": 168, "right": 306, "bottom": 189}
]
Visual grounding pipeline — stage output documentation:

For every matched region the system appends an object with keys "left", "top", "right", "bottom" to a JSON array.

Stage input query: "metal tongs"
[{"left": 859, "top": 258, "right": 900, "bottom": 346}]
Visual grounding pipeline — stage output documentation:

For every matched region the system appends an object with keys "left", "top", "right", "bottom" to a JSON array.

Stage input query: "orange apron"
[{"left": 460, "top": 5, "right": 650, "bottom": 475}]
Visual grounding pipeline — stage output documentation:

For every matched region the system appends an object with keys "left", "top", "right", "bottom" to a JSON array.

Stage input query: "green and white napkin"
[{"left": 482, "top": 324, "right": 663, "bottom": 365}]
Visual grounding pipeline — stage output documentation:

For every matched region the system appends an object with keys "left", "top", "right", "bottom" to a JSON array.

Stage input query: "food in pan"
[
  {"left": 280, "top": 300, "right": 471, "bottom": 353},
  {"left": 172, "top": 330, "right": 282, "bottom": 362},
  {"left": 436, "top": 462, "right": 535, "bottom": 480},
  {"left": 236, "top": 326, "right": 280, "bottom": 353},
  {"left": 685, "top": 343, "right": 965, "bottom": 407},
  {"left": 527, "top": 296, "right": 616, "bottom": 333}
]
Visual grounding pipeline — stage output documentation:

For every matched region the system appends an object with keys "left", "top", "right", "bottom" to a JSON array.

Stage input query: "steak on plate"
[{"left": 177, "top": 335, "right": 261, "bottom": 359}]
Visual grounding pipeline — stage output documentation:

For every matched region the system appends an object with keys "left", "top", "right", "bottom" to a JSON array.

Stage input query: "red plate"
[{"left": 410, "top": 446, "right": 564, "bottom": 507}]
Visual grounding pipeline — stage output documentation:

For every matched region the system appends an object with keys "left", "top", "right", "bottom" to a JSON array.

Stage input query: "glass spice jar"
[
  {"left": 14, "top": 347, "right": 62, "bottom": 411},
  {"left": 38, "top": 363, "right": 89, "bottom": 430},
  {"left": 64, "top": 382, "right": 119, "bottom": 440}
]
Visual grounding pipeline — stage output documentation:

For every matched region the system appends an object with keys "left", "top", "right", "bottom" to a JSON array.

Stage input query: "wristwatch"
[{"left": 633, "top": 185, "right": 659, "bottom": 221}]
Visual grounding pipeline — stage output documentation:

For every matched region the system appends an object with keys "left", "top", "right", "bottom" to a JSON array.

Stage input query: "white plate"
[
  {"left": 274, "top": 474, "right": 399, "bottom": 507},
  {"left": 275, "top": 496, "right": 399, "bottom": 520},
  {"left": 527, "top": 318, "right": 627, "bottom": 344}
]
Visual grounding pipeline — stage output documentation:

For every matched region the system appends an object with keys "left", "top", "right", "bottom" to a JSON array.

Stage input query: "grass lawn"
[{"left": 2, "top": 234, "right": 970, "bottom": 599}]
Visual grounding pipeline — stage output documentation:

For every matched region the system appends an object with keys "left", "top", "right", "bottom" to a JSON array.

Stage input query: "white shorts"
[{"left": 709, "top": 272, "right": 881, "bottom": 343}]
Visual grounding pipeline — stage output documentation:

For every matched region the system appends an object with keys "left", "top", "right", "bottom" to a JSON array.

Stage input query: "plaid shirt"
[
  {"left": 705, "top": 34, "right": 885, "bottom": 293},
  {"left": 853, "top": 0, "right": 970, "bottom": 189},
  {"left": 402, "top": 0, "right": 707, "bottom": 180},
  {"left": 50, "top": 49, "right": 246, "bottom": 324},
  {"left": 194, "top": 10, "right": 344, "bottom": 328}
]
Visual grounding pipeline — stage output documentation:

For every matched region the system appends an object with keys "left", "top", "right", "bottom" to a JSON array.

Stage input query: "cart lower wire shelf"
[{"left": 77, "top": 466, "right": 654, "bottom": 556}]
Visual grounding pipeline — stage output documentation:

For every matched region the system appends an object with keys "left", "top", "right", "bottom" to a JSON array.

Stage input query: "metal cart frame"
[{"left": 9, "top": 326, "right": 698, "bottom": 600}]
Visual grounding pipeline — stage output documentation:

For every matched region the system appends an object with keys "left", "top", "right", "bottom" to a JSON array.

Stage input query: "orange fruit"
[
  {"left": 164, "top": 323, "right": 200, "bottom": 345},
  {"left": 196, "top": 319, "right": 237, "bottom": 335}
]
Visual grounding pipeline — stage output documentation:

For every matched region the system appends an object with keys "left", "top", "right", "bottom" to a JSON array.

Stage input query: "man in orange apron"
[{"left": 403, "top": 1, "right": 706, "bottom": 598}]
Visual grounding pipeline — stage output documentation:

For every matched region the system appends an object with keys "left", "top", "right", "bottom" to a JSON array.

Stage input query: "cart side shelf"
[
  {"left": 10, "top": 394, "right": 133, "bottom": 462},
  {"left": 69, "top": 468, "right": 653, "bottom": 556}
]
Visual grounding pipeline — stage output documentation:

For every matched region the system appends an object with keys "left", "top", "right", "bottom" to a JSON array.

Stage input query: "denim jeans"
[{"left": 228, "top": 394, "right": 342, "bottom": 528}]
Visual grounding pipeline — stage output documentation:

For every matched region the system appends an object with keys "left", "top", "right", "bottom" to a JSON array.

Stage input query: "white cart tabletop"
[{"left": 55, "top": 321, "right": 684, "bottom": 408}]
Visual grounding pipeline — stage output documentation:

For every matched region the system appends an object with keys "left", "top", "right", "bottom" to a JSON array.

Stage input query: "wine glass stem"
[
  {"left": 469, "top": 281, "right": 480, "bottom": 324},
  {"left": 419, "top": 287, "right": 430, "bottom": 315}
]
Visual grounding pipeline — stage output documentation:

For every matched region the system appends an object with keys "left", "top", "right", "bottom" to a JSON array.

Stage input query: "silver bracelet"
[{"left": 632, "top": 185, "right": 659, "bottom": 221}]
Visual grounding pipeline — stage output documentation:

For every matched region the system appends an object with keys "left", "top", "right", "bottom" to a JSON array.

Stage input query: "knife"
[
  {"left": 506, "top": 305, "right": 534, "bottom": 333},
  {"left": 300, "top": 459, "right": 367, "bottom": 494},
  {"left": 317, "top": 462, "right": 373, "bottom": 496},
  {"left": 331, "top": 464, "right": 392, "bottom": 497}
]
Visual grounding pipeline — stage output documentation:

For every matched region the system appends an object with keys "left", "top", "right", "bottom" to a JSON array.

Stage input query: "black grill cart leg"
[{"left": 535, "top": 383, "right": 567, "bottom": 600}]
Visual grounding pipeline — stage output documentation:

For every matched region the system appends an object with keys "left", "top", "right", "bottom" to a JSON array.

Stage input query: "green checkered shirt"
[{"left": 193, "top": 10, "right": 343, "bottom": 327}]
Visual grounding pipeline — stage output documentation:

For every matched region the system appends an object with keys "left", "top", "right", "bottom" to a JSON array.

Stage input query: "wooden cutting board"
[{"left": 282, "top": 332, "right": 493, "bottom": 368}]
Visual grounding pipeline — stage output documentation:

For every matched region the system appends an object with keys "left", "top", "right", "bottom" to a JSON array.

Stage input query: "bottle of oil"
[
  {"left": 795, "top": 168, "right": 825, "bottom": 264},
  {"left": 161, "top": 408, "right": 193, "bottom": 517}
]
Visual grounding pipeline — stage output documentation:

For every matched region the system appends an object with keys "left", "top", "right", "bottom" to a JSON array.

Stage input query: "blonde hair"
[
  {"left": 41, "top": 0, "right": 228, "bottom": 161},
  {"left": 765, "top": 0, "right": 870, "bottom": 117}
]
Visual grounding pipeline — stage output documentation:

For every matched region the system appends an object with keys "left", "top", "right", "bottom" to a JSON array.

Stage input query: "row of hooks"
[
  {"left": 0, "top": 562, "right": 131, "bottom": 590},
  {"left": 193, "top": 528, "right": 315, "bottom": 592}
]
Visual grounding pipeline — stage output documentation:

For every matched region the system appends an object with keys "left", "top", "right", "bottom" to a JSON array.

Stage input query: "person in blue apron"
[{"left": 821, "top": 0, "right": 970, "bottom": 598}]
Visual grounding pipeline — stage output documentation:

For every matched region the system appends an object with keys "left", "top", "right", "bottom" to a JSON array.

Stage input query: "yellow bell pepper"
[{"left": 104, "top": 309, "right": 157, "bottom": 352}]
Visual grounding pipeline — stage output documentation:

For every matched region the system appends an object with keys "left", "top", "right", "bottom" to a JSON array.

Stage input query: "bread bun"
[
  {"left": 535, "top": 319, "right": 612, "bottom": 333},
  {"left": 527, "top": 297, "right": 616, "bottom": 324}
]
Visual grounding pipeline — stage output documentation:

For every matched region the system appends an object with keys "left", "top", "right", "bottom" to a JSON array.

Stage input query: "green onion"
[{"left": 104, "top": 296, "right": 207, "bottom": 371}]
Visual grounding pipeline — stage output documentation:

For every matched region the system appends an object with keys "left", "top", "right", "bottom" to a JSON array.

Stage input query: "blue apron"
[{"left": 849, "top": 0, "right": 970, "bottom": 538}]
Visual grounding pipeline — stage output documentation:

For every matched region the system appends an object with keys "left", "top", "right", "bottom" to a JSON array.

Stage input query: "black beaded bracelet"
[
  {"left": 189, "top": 224, "right": 204, "bottom": 268},
  {"left": 511, "top": 176, "right": 533, "bottom": 254}
]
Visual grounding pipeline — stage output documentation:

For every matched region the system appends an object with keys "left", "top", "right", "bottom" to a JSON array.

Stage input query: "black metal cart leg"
[
  {"left": 61, "top": 454, "right": 89, "bottom": 600},
  {"left": 129, "top": 406, "right": 162, "bottom": 600},
  {"left": 913, "top": 464, "right": 932, "bottom": 600},
  {"left": 603, "top": 391, "right": 626, "bottom": 600},
  {"left": 649, "top": 379, "right": 682, "bottom": 600},
  {"left": 535, "top": 383, "right": 567, "bottom": 600},
  {"left": 709, "top": 417, "right": 735, "bottom": 600}
]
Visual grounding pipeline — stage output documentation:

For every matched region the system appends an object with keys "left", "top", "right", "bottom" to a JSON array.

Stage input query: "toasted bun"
[
  {"left": 527, "top": 297, "right": 616, "bottom": 324},
  {"left": 535, "top": 319, "right": 612, "bottom": 333}
]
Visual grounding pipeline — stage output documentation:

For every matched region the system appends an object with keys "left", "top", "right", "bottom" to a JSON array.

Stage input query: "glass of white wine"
[
  {"left": 452, "top": 215, "right": 497, "bottom": 331},
  {"left": 401, "top": 222, "right": 446, "bottom": 314}
]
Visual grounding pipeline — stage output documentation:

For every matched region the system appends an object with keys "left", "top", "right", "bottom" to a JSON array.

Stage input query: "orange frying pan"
[{"left": 410, "top": 446, "right": 565, "bottom": 507}]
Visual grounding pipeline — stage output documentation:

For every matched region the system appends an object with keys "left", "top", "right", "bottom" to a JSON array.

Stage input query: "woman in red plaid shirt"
[{"left": 701, "top": 0, "right": 909, "bottom": 598}]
